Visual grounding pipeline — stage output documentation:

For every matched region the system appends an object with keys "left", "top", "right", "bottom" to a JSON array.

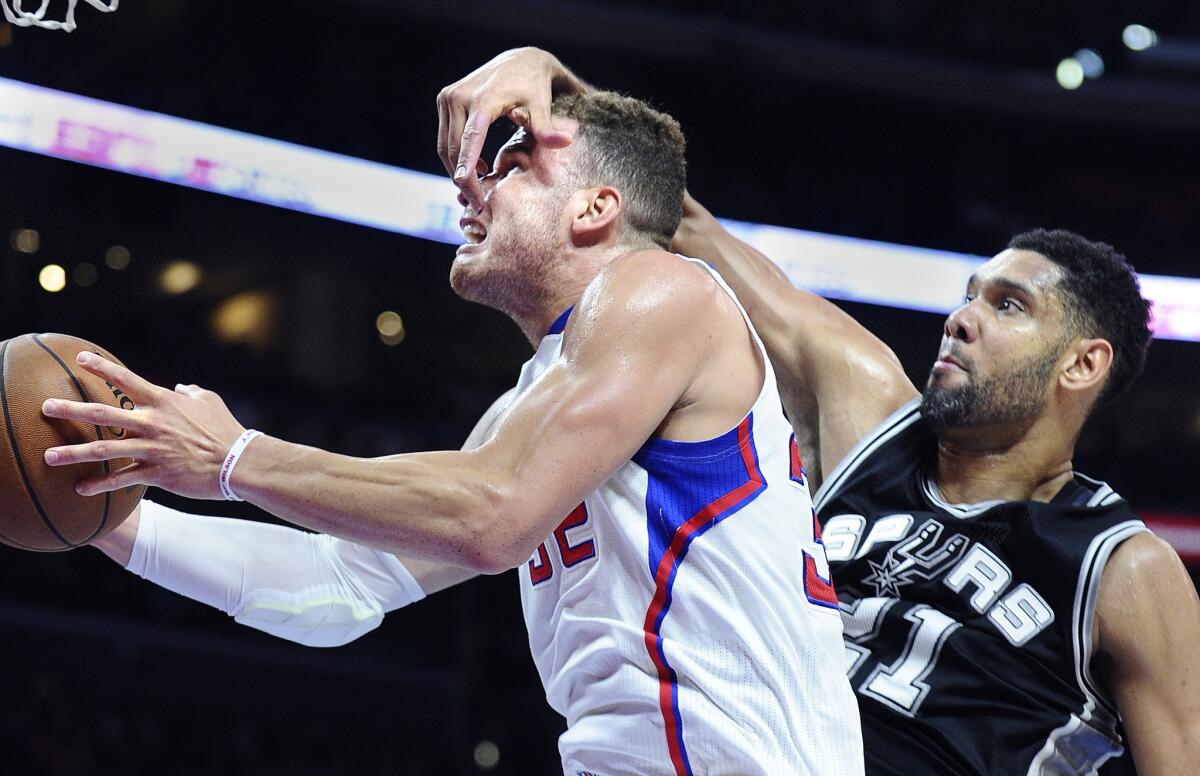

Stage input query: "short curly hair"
[
  {"left": 552, "top": 91, "right": 687, "bottom": 248},
  {"left": 1008, "top": 228, "right": 1152, "bottom": 404}
]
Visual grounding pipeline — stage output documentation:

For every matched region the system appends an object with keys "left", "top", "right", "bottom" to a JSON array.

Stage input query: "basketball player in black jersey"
[{"left": 441, "top": 50, "right": 1200, "bottom": 775}]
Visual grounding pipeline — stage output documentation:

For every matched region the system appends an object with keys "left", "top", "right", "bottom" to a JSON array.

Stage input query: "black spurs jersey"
[{"left": 812, "top": 399, "right": 1147, "bottom": 776}]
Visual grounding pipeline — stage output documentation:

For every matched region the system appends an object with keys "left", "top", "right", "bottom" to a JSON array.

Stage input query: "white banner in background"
[{"left": 2, "top": 76, "right": 1198, "bottom": 342}]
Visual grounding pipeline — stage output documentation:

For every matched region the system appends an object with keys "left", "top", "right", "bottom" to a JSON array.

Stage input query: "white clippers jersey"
[{"left": 476, "top": 258, "right": 863, "bottom": 776}]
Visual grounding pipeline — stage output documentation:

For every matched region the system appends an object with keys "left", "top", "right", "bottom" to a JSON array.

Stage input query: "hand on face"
[
  {"left": 437, "top": 47, "right": 583, "bottom": 210},
  {"left": 41, "top": 352, "right": 246, "bottom": 500}
]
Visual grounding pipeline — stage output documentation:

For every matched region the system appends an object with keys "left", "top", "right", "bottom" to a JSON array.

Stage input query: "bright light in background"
[
  {"left": 1074, "top": 48, "right": 1105, "bottom": 79},
  {"left": 472, "top": 740, "right": 500, "bottom": 770},
  {"left": 376, "top": 310, "right": 405, "bottom": 346},
  {"left": 105, "top": 244, "right": 131, "bottom": 270},
  {"left": 160, "top": 260, "right": 201, "bottom": 295},
  {"left": 2, "top": 75, "right": 1199, "bottom": 342},
  {"left": 1056, "top": 58, "right": 1085, "bottom": 90},
  {"left": 1123, "top": 24, "right": 1158, "bottom": 52},
  {"left": 38, "top": 263, "right": 66, "bottom": 292},
  {"left": 10, "top": 227, "right": 39, "bottom": 253},
  {"left": 212, "top": 290, "right": 276, "bottom": 349},
  {"left": 73, "top": 262, "right": 98, "bottom": 287}
]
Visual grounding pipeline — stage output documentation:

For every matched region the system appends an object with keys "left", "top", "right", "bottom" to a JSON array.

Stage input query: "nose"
[
  {"left": 944, "top": 300, "right": 978, "bottom": 343},
  {"left": 456, "top": 164, "right": 499, "bottom": 210}
]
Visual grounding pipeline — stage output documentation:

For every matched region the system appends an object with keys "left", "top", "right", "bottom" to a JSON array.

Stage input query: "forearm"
[
  {"left": 545, "top": 50, "right": 593, "bottom": 96},
  {"left": 108, "top": 500, "right": 431, "bottom": 646},
  {"left": 231, "top": 436, "right": 512, "bottom": 572},
  {"left": 673, "top": 193, "right": 798, "bottom": 338},
  {"left": 672, "top": 192, "right": 917, "bottom": 477}
]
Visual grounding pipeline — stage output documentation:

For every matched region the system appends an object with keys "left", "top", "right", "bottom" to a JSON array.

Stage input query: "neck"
[
  {"left": 511, "top": 242, "right": 634, "bottom": 347},
  {"left": 933, "top": 416, "right": 1077, "bottom": 505},
  {"left": 514, "top": 287, "right": 585, "bottom": 346}
]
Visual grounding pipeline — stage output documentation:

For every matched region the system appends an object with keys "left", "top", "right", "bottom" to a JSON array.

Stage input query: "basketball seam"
[
  {"left": 0, "top": 337, "right": 71, "bottom": 549},
  {"left": 33, "top": 334, "right": 112, "bottom": 545}
]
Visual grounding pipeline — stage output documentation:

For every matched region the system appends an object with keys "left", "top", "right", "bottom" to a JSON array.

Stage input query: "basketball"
[{"left": 0, "top": 333, "right": 146, "bottom": 551}]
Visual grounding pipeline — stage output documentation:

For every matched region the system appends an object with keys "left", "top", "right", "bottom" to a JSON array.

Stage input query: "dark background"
[{"left": 1, "top": 1, "right": 1198, "bottom": 773}]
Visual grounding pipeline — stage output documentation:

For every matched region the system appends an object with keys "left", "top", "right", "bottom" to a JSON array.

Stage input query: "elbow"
[
  {"left": 453, "top": 534, "right": 529, "bottom": 576},
  {"left": 447, "top": 490, "right": 536, "bottom": 576}
]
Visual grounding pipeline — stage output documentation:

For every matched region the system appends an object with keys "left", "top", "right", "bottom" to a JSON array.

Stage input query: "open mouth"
[{"left": 460, "top": 221, "right": 488, "bottom": 246}]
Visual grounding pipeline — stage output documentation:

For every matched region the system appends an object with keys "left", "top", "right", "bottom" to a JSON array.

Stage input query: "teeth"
[{"left": 462, "top": 223, "right": 487, "bottom": 244}]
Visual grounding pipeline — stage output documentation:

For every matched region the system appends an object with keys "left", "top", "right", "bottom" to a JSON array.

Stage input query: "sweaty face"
[
  {"left": 450, "top": 124, "right": 579, "bottom": 314},
  {"left": 921, "top": 250, "right": 1071, "bottom": 432}
]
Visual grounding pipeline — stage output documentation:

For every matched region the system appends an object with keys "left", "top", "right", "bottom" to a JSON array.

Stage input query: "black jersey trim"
[
  {"left": 1024, "top": 520, "right": 1146, "bottom": 775},
  {"left": 1072, "top": 519, "right": 1148, "bottom": 718},
  {"left": 1073, "top": 472, "right": 1123, "bottom": 508},
  {"left": 921, "top": 475, "right": 1005, "bottom": 519},
  {"left": 813, "top": 398, "right": 921, "bottom": 513}
]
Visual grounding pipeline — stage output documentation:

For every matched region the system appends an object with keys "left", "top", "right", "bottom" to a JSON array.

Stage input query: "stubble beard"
[
  {"left": 449, "top": 217, "right": 561, "bottom": 320},
  {"left": 921, "top": 347, "right": 1060, "bottom": 432}
]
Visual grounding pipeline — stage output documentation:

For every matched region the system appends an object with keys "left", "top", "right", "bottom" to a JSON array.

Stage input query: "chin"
[{"left": 449, "top": 257, "right": 481, "bottom": 301}]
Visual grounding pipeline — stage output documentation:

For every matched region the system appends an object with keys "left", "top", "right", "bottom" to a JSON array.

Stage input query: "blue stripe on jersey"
[
  {"left": 635, "top": 414, "right": 767, "bottom": 774},
  {"left": 634, "top": 414, "right": 765, "bottom": 577},
  {"left": 547, "top": 306, "right": 574, "bottom": 336}
]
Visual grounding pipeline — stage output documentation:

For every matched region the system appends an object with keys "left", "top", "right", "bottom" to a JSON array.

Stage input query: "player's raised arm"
[
  {"left": 673, "top": 193, "right": 917, "bottom": 486},
  {"left": 45, "top": 251, "right": 731, "bottom": 575},
  {"left": 1095, "top": 532, "right": 1200, "bottom": 773}
]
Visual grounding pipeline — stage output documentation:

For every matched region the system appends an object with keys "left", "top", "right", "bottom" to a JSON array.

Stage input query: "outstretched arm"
[
  {"left": 1096, "top": 532, "right": 1200, "bottom": 774},
  {"left": 673, "top": 195, "right": 917, "bottom": 486},
  {"left": 48, "top": 252, "right": 727, "bottom": 575},
  {"left": 90, "top": 386, "right": 525, "bottom": 593},
  {"left": 83, "top": 388, "right": 527, "bottom": 647}
]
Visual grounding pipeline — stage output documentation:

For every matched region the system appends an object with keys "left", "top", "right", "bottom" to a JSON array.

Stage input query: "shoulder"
[
  {"left": 569, "top": 250, "right": 730, "bottom": 342},
  {"left": 1096, "top": 530, "right": 1193, "bottom": 659},
  {"left": 1100, "top": 530, "right": 1184, "bottom": 598},
  {"left": 591, "top": 250, "right": 722, "bottom": 306}
]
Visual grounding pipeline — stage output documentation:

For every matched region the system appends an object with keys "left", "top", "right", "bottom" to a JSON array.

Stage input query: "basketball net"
[{"left": 1, "top": 0, "right": 118, "bottom": 32}]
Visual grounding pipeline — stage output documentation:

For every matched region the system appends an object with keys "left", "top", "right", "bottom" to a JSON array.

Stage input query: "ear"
[
  {"left": 568, "top": 186, "right": 622, "bottom": 246},
  {"left": 1059, "top": 338, "right": 1113, "bottom": 397}
]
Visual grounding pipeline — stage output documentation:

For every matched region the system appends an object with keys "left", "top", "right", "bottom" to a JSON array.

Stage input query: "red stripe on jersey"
[{"left": 641, "top": 417, "right": 765, "bottom": 776}]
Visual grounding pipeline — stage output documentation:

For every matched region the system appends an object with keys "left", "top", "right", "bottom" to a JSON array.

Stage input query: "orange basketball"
[{"left": 0, "top": 333, "right": 145, "bottom": 551}]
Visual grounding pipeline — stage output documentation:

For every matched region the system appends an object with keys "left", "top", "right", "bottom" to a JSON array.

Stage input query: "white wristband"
[{"left": 218, "top": 429, "right": 262, "bottom": 501}]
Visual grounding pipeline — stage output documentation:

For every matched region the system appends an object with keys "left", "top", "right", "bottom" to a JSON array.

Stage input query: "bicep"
[
  {"left": 473, "top": 265, "right": 707, "bottom": 558},
  {"left": 481, "top": 342, "right": 692, "bottom": 536},
  {"left": 1098, "top": 533, "right": 1200, "bottom": 774}
]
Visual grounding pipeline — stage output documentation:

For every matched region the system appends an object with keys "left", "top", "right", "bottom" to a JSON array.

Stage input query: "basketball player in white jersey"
[
  {"left": 429, "top": 48, "right": 1200, "bottom": 775},
  {"left": 42, "top": 90, "right": 864, "bottom": 774}
]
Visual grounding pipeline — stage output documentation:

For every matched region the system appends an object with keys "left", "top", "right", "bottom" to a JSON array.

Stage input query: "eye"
[
  {"left": 962, "top": 294, "right": 975, "bottom": 304},
  {"left": 997, "top": 298, "right": 1025, "bottom": 313}
]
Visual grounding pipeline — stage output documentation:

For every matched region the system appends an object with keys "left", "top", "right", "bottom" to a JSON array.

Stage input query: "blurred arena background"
[{"left": 2, "top": 2, "right": 1198, "bottom": 773}]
